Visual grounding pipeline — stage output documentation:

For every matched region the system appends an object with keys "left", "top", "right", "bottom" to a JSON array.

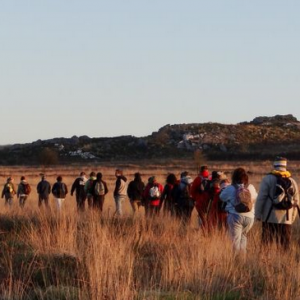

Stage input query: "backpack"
[
  {"left": 149, "top": 185, "right": 161, "bottom": 200},
  {"left": 85, "top": 179, "right": 95, "bottom": 195},
  {"left": 94, "top": 181, "right": 105, "bottom": 196},
  {"left": 179, "top": 184, "right": 194, "bottom": 208},
  {"left": 23, "top": 183, "right": 31, "bottom": 195},
  {"left": 234, "top": 184, "right": 252, "bottom": 213},
  {"left": 4, "top": 183, "right": 14, "bottom": 195},
  {"left": 272, "top": 176, "right": 295, "bottom": 210},
  {"left": 199, "top": 178, "right": 211, "bottom": 193},
  {"left": 55, "top": 182, "right": 66, "bottom": 198}
]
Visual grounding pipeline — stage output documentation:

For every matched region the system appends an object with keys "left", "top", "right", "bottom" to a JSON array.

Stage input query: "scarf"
[{"left": 271, "top": 170, "right": 291, "bottom": 178}]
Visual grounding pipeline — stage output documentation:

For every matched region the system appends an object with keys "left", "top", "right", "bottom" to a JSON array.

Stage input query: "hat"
[
  {"left": 201, "top": 170, "right": 209, "bottom": 178},
  {"left": 273, "top": 156, "right": 287, "bottom": 171}
]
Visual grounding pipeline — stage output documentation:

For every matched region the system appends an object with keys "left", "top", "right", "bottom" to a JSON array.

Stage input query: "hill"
[{"left": 1, "top": 114, "right": 300, "bottom": 165}]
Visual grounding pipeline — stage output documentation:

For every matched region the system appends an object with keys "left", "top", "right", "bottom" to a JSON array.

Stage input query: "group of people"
[{"left": 1, "top": 156, "right": 299, "bottom": 252}]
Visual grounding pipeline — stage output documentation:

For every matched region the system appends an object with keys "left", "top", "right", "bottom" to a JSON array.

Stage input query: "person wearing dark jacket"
[
  {"left": 71, "top": 172, "right": 87, "bottom": 211},
  {"left": 93, "top": 172, "right": 108, "bottom": 212},
  {"left": 160, "top": 173, "right": 177, "bottom": 216},
  {"left": 37, "top": 174, "right": 51, "bottom": 208},
  {"left": 1, "top": 177, "right": 16, "bottom": 207},
  {"left": 114, "top": 169, "right": 127, "bottom": 216},
  {"left": 173, "top": 171, "right": 194, "bottom": 223},
  {"left": 17, "top": 176, "right": 31, "bottom": 208},
  {"left": 52, "top": 176, "right": 68, "bottom": 211},
  {"left": 127, "top": 172, "right": 145, "bottom": 214}
]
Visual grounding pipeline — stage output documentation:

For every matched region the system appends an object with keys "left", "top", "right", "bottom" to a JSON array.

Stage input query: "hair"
[
  {"left": 57, "top": 176, "right": 63, "bottom": 182},
  {"left": 90, "top": 172, "right": 96, "bottom": 177},
  {"left": 134, "top": 172, "right": 142, "bottom": 182},
  {"left": 96, "top": 172, "right": 102, "bottom": 180},
  {"left": 21, "top": 176, "right": 26, "bottom": 180},
  {"left": 231, "top": 167, "right": 248, "bottom": 185},
  {"left": 211, "top": 171, "right": 219, "bottom": 180},
  {"left": 80, "top": 172, "right": 86, "bottom": 176},
  {"left": 166, "top": 173, "right": 177, "bottom": 185},
  {"left": 115, "top": 169, "right": 123, "bottom": 176},
  {"left": 200, "top": 165, "right": 208, "bottom": 172}
]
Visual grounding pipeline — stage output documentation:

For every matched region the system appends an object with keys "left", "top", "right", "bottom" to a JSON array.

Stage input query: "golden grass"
[{"left": 0, "top": 162, "right": 300, "bottom": 299}]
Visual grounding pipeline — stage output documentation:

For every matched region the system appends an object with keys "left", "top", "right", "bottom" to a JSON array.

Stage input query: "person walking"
[
  {"left": 1, "top": 177, "right": 16, "bottom": 207},
  {"left": 84, "top": 172, "right": 97, "bottom": 209},
  {"left": 113, "top": 169, "right": 127, "bottom": 216},
  {"left": 160, "top": 173, "right": 178, "bottom": 216},
  {"left": 220, "top": 167, "right": 257, "bottom": 252},
  {"left": 71, "top": 171, "right": 87, "bottom": 211},
  {"left": 191, "top": 166, "right": 212, "bottom": 229},
  {"left": 127, "top": 172, "right": 145, "bottom": 215},
  {"left": 173, "top": 171, "right": 194, "bottom": 223},
  {"left": 143, "top": 176, "right": 164, "bottom": 217},
  {"left": 255, "top": 157, "right": 299, "bottom": 249},
  {"left": 52, "top": 176, "right": 68, "bottom": 211},
  {"left": 17, "top": 176, "right": 31, "bottom": 208},
  {"left": 37, "top": 173, "right": 51, "bottom": 209},
  {"left": 93, "top": 172, "right": 108, "bottom": 212}
]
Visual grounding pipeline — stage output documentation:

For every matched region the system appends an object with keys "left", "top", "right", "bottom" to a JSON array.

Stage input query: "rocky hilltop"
[{"left": 1, "top": 114, "right": 300, "bottom": 165}]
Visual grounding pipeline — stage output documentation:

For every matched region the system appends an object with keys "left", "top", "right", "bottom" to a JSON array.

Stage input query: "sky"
[{"left": 1, "top": 1, "right": 300, "bottom": 145}]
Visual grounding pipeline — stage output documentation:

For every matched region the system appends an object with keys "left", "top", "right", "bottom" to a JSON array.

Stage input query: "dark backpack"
[
  {"left": 23, "top": 183, "right": 31, "bottom": 195},
  {"left": 272, "top": 175, "right": 295, "bottom": 210},
  {"left": 55, "top": 182, "right": 66, "bottom": 198},
  {"left": 234, "top": 184, "right": 252, "bottom": 213},
  {"left": 199, "top": 178, "right": 211, "bottom": 193},
  {"left": 86, "top": 179, "right": 95, "bottom": 195},
  {"left": 179, "top": 184, "right": 194, "bottom": 207}
]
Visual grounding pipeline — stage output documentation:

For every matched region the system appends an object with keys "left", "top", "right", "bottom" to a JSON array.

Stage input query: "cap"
[{"left": 273, "top": 156, "right": 287, "bottom": 172}]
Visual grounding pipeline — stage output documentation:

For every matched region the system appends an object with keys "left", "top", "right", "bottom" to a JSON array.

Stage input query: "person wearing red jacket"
[
  {"left": 206, "top": 172, "right": 229, "bottom": 231},
  {"left": 191, "top": 166, "right": 212, "bottom": 229},
  {"left": 143, "top": 176, "right": 164, "bottom": 217}
]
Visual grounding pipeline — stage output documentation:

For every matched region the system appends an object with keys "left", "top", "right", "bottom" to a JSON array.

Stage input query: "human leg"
[{"left": 227, "top": 214, "right": 243, "bottom": 252}]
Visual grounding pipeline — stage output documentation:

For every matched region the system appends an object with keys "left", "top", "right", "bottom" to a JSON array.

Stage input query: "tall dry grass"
[{"left": 0, "top": 162, "right": 300, "bottom": 299}]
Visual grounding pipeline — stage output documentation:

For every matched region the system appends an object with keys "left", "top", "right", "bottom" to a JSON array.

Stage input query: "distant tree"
[{"left": 39, "top": 148, "right": 59, "bottom": 166}]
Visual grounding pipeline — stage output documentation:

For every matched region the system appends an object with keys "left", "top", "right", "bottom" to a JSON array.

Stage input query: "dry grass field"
[{"left": 0, "top": 160, "right": 300, "bottom": 300}]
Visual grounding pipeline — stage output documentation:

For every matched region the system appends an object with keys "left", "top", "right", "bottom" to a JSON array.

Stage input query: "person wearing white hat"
[{"left": 255, "top": 156, "right": 300, "bottom": 249}]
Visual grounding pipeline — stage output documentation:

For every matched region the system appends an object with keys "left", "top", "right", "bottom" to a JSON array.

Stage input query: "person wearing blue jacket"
[{"left": 220, "top": 167, "right": 257, "bottom": 252}]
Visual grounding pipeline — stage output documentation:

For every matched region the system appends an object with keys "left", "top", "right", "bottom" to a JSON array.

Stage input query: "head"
[
  {"left": 20, "top": 176, "right": 26, "bottom": 181},
  {"left": 96, "top": 172, "right": 102, "bottom": 180},
  {"left": 220, "top": 179, "right": 230, "bottom": 190},
  {"left": 181, "top": 171, "right": 189, "bottom": 178},
  {"left": 90, "top": 171, "right": 96, "bottom": 178},
  {"left": 7, "top": 177, "right": 13, "bottom": 183},
  {"left": 148, "top": 176, "right": 156, "bottom": 184},
  {"left": 40, "top": 173, "right": 45, "bottom": 180},
  {"left": 200, "top": 165, "right": 209, "bottom": 178},
  {"left": 134, "top": 172, "right": 142, "bottom": 181},
  {"left": 273, "top": 156, "right": 287, "bottom": 172},
  {"left": 80, "top": 171, "right": 86, "bottom": 177},
  {"left": 57, "top": 176, "right": 63, "bottom": 182},
  {"left": 211, "top": 171, "right": 219, "bottom": 180},
  {"left": 166, "top": 173, "right": 177, "bottom": 185},
  {"left": 231, "top": 168, "right": 248, "bottom": 185},
  {"left": 115, "top": 169, "right": 123, "bottom": 177}
]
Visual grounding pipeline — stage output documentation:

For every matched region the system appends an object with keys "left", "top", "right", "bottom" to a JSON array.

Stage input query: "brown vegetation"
[{"left": 0, "top": 162, "right": 300, "bottom": 299}]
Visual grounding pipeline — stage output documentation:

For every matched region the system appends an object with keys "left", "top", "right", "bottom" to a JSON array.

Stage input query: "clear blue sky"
[{"left": 1, "top": 1, "right": 299, "bottom": 144}]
